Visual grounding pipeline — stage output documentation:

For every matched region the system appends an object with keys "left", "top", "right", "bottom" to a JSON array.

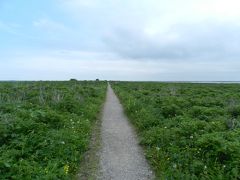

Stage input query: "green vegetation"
[
  {"left": 0, "top": 81, "right": 107, "bottom": 179},
  {"left": 112, "top": 82, "right": 240, "bottom": 179}
]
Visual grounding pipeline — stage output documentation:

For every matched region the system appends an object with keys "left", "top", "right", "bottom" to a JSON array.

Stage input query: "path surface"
[{"left": 98, "top": 84, "right": 154, "bottom": 180}]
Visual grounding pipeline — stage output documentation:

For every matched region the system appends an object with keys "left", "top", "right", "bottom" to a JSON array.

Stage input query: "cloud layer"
[
  {"left": 0, "top": 0, "right": 240, "bottom": 80},
  {"left": 104, "top": 22, "right": 240, "bottom": 60},
  {"left": 58, "top": 0, "right": 240, "bottom": 61}
]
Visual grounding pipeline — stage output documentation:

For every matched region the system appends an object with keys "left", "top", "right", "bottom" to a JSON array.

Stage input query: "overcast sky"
[{"left": 1, "top": 0, "right": 240, "bottom": 81}]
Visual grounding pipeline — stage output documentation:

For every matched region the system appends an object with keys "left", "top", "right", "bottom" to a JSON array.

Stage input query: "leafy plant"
[
  {"left": 112, "top": 81, "right": 240, "bottom": 179},
  {"left": 0, "top": 81, "right": 107, "bottom": 179}
]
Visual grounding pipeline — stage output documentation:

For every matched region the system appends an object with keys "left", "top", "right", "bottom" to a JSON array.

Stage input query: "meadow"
[
  {"left": 112, "top": 82, "right": 240, "bottom": 179},
  {"left": 0, "top": 81, "right": 107, "bottom": 179}
]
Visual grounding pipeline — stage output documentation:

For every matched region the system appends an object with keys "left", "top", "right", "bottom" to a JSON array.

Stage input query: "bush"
[
  {"left": 112, "top": 82, "right": 240, "bottom": 179},
  {"left": 0, "top": 81, "right": 107, "bottom": 179}
]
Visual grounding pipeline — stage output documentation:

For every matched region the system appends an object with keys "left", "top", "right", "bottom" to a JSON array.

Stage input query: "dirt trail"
[{"left": 98, "top": 84, "right": 154, "bottom": 180}]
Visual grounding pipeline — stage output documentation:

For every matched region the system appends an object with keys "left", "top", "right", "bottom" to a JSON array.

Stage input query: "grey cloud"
[{"left": 104, "top": 22, "right": 240, "bottom": 60}]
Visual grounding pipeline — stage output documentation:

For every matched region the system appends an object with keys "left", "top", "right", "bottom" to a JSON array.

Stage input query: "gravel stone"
[{"left": 98, "top": 84, "right": 154, "bottom": 180}]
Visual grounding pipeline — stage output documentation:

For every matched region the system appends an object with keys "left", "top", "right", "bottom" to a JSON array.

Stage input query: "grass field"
[
  {"left": 1, "top": 81, "right": 240, "bottom": 179},
  {"left": 112, "top": 82, "right": 240, "bottom": 179},
  {"left": 0, "top": 81, "right": 107, "bottom": 179}
]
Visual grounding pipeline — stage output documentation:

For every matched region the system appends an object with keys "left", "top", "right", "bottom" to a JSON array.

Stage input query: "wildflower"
[
  {"left": 64, "top": 164, "right": 69, "bottom": 174},
  {"left": 173, "top": 164, "right": 177, "bottom": 168},
  {"left": 156, "top": 147, "right": 160, "bottom": 151},
  {"left": 204, "top": 165, "right": 207, "bottom": 169},
  {"left": 61, "top": 141, "right": 65, "bottom": 144},
  {"left": 190, "top": 135, "right": 193, "bottom": 139},
  {"left": 164, "top": 126, "right": 167, "bottom": 129}
]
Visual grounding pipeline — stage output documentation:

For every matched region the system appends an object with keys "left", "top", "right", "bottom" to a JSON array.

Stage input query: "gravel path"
[{"left": 98, "top": 84, "right": 154, "bottom": 180}]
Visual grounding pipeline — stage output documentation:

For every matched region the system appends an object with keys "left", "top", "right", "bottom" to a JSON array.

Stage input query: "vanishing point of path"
[{"left": 98, "top": 84, "right": 154, "bottom": 180}]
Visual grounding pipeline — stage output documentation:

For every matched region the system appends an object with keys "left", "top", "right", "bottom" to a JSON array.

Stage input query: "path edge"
[
  {"left": 110, "top": 83, "right": 156, "bottom": 179},
  {"left": 75, "top": 86, "right": 107, "bottom": 180}
]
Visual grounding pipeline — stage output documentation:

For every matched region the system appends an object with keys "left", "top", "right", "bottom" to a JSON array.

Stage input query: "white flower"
[{"left": 190, "top": 135, "right": 193, "bottom": 139}]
